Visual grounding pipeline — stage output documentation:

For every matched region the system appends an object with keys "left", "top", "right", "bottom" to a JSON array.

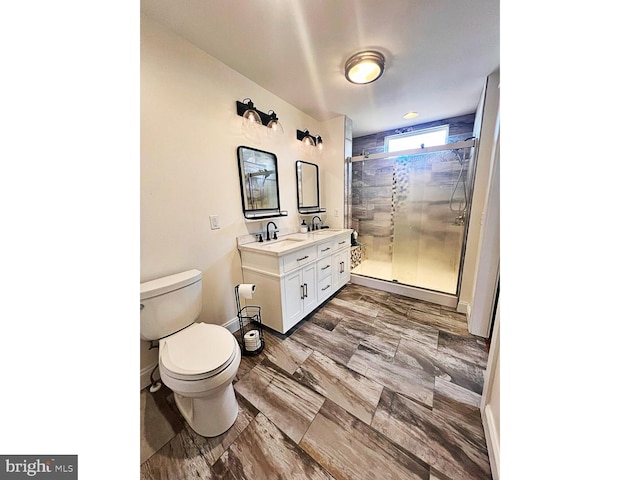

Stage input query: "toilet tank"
[{"left": 140, "top": 269, "right": 203, "bottom": 341}]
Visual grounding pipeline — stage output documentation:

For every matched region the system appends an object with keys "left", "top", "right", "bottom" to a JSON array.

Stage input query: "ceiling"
[{"left": 140, "top": 0, "right": 500, "bottom": 138}]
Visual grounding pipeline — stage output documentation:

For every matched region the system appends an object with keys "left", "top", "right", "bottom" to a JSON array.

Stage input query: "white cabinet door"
[
  {"left": 332, "top": 248, "right": 350, "bottom": 288},
  {"left": 301, "top": 262, "right": 318, "bottom": 313},
  {"left": 283, "top": 263, "right": 318, "bottom": 332},
  {"left": 284, "top": 270, "right": 304, "bottom": 329}
]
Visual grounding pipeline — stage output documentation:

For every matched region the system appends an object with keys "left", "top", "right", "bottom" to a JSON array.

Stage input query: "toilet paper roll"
[
  {"left": 244, "top": 330, "right": 258, "bottom": 340},
  {"left": 238, "top": 284, "right": 256, "bottom": 299},
  {"left": 246, "top": 338, "right": 262, "bottom": 352}
]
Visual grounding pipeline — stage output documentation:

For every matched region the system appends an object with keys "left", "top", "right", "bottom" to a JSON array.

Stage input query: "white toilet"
[{"left": 140, "top": 269, "right": 241, "bottom": 437}]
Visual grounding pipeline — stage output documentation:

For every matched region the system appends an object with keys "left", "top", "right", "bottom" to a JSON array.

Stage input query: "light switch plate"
[{"left": 209, "top": 215, "right": 220, "bottom": 230}]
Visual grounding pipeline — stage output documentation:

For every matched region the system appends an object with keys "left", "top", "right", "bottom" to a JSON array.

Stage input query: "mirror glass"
[
  {"left": 296, "top": 160, "right": 324, "bottom": 213},
  {"left": 237, "top": 146, "right": 282, "bottom": 218}
]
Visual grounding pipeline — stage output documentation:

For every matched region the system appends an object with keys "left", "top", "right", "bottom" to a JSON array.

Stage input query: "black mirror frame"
[
  {"left": 296, "top": 160, "right": 326, "bottom": 214},
  {"left": 237, "top": 146, "right": 288, "bottom": 219}
]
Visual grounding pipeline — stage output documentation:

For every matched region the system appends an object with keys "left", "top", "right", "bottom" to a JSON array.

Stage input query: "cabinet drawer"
[
  {"left": 283, "top": 246, "right": 317, "bottom": 273},
  {"left": 317, "top": 257, "right": 332, "bottom": 281},
  {"left": 333, "top": 236, "right": 350, "bottom": 251},
  {"left": 317, "top": 241, "right": 333, "bottom": 257},
  {"left": 317, "top": 276, "right": 333, "bottom": 302}
]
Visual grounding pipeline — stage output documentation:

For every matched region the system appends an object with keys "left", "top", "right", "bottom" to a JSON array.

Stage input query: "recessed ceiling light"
[
  {"left": 345, "top": 51, "right": 385, "bottom": 85},
  {"left": 403, "top": 111, "right": 419, "bottom": 120}
]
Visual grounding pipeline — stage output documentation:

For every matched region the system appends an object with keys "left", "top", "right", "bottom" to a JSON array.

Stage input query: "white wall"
[
  {"left": 458, "top": 69, "right": 500, "bottom": 327},
  {"left": 317, "top": 116, "right": 348, "bottom": 227},
  {"left": 467, "top": 110, "right": 500, "bottom": 337},
  {"left": 481, "top": 299, "right": 500, "bottom": 479},
  {"left": 140, "top": 15, "right": 345, "bottom": 387}
]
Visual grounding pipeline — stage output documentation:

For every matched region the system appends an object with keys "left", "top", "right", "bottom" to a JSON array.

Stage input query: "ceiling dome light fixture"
[{"left": 345, "top": 50, "right": 385, "bottom": 85}]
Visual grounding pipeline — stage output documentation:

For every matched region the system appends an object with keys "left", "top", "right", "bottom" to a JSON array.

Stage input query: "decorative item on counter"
[
  {"left": 300, "top": 219, "right": 308, "bottom": 233},
  {"left": 351, "top": 230, "right": 360, "bottom": 246}
]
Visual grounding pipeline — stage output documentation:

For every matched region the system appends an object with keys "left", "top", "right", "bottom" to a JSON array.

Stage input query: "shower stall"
[{"left": 348, "top": 139, "right": 476, "bottom": 298}]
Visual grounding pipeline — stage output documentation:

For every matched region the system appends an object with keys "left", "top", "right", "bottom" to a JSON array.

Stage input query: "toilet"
[{"left": 140, "top": 269, "right": 241, "bottom": 437}]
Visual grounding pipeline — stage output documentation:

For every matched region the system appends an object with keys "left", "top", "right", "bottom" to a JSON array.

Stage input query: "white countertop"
[{"left": 237, "top": 229, "right": 352, "bottom": 256}]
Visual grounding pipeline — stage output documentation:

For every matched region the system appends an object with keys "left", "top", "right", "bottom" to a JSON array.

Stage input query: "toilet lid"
[{"left": 160, "top": 323, "right": 237, "bottom": 377}]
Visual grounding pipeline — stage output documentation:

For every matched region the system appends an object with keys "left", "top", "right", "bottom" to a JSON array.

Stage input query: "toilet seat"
[{"left": 159, "top": 323, "right": 238, "bottom": 381}]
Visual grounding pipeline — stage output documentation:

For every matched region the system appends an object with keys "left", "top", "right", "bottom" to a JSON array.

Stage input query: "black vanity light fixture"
[
  {"left": 266, "top": 110, "right": 284, "bottom": 134},
  {"left": 344, "top": 50, "right": 385, "bottom": 85},
  {"left": 296, "top": 129, "right": 323, "bottom": 150},
  {"left": 236, "top": 98, "right": 284, "bottom": 133}
]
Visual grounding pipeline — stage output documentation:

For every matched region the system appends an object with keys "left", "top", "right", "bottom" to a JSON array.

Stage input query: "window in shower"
[{"left": 385, "top": 125, "right": 449, "bottom": 152}]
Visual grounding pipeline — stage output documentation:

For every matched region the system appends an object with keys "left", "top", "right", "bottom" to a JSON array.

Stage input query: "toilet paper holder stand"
[{"left": 234, "top": 284, "right": 265, "bottom": 356}]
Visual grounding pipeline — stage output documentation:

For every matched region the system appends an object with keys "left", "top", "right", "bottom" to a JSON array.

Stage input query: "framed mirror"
[
  {"left": 296, "top": 160, "right": 325, "bottom": 213},
  {"left": 237, "top": 146, "right": 286, "bottom": 219}
]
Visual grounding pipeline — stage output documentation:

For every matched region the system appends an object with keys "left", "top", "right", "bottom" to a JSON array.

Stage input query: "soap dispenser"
[{"left": 300, "top": 219, "right": 308, "bottom": 233}]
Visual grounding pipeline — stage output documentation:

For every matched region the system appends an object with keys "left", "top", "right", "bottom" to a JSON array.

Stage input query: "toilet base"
[{"left": 174, "top": 383, "right": 239, "bottom": 437}]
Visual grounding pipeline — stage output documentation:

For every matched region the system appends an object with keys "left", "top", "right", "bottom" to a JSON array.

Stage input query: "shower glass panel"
[{"left": 351, "top": 143, "right": 473, "bottom": 295}]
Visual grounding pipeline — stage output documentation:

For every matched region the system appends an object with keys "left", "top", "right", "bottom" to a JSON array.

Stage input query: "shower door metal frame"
[
  {"left": 347, "top": 138, "right": 477, "bottom": 299},
  {"left": 350, "top": 139, "right": 476, "bottom": 162}
]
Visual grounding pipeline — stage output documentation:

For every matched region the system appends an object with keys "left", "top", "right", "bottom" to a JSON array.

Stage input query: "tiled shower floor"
[
  {"left": 351, "top": 258, "right": 458, "bottom": 294},
  {"left": 140, "top": 283, "right": 492, "bottom": 480}
]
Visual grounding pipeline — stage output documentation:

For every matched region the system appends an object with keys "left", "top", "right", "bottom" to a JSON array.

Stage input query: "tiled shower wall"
[{"left": 350, "top": 113, "right": 475, "bottom": 264}]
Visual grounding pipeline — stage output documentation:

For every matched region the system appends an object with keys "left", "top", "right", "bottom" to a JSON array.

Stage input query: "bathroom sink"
[
  {"left": 238, "top": 229, "right": 351, "bottom": 256},
  {"left": 257, "top": 238, "right": 305, "bottom": 251},
  {"left": 287, "top": 233, "right": 311, "bottom": 241}
]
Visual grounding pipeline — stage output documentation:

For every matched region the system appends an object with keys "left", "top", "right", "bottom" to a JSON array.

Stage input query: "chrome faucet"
[
  {"left": 266, "top": 221, "right": 278, "bottom": 241},
  {"left": 311, "top": 216, "right": 322, "bottom": 231}
]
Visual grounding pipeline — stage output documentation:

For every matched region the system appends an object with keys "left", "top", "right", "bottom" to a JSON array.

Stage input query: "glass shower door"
[{"left": 392, "top": 151, "right": 467, "bottom": 294}]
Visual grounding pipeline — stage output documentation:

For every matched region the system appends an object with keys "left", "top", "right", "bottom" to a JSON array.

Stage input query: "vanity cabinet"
[
  {"left": 284, "top": 262, "right": 318, "bottom": 327},
  {"left": 333, "top": 248, "right": 350, "bottom": 287},
  {"left": 238, "top": 230, "right": 352, "bottom": 334}
]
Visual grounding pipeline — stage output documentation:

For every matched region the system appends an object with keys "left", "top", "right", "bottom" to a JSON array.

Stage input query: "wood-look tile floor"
[{"left": 140, "top": 283, "right": 492, "bottom": 480}]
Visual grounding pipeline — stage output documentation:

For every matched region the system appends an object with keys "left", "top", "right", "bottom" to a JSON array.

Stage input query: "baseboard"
[
  {"left": 457, "top": 300, "right": 470, "bottom": 316},
  {"left": 482, "top": 406, "right": 500, "bottom": 480},
  {"left": 139, "top": 317, "right": 240, "bottom": 391},
  {"left": 222, "top": 316, "right": 240, "bottom": 333},
  {"left": 140, "top": 363, "right": 156, "bottom": 391}
]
